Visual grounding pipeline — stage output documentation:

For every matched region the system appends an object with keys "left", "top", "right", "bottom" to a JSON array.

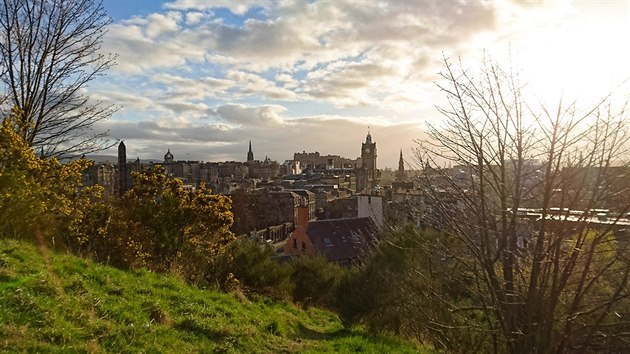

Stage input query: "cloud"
[
  {"left": 145, "top": 12, "right": 181, "bottom": 38},
  {"left": 102, "top": 23, "right": 205, "bottom": 73},
  {"left": 225, "top": 70, "right": 298, "bottom": 100},
  {"left": 215, "top": 104, "right": 286, "bottom": 126},
  {"left": 89, "top": 90, "right": 155, "bottom": 110},
  {"left": 164, "top": 0, "right": 271, "bottom": 16},
  {"left": 102, "top": 0, "right": 501, "bottom": 97},
  {"left": 150, "top": 73, "right": 233, "bottom": 101},
  {"left": 185, "top": 11, "right": 204, "bottom": 25}
]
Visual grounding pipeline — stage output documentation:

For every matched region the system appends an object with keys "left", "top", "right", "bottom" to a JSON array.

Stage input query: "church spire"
[
  {"left": 397, "top": 149, "right": 405, "bottom": 181},
  {"left": 247, "top": 140, "right": 254, "bottom": 162}
]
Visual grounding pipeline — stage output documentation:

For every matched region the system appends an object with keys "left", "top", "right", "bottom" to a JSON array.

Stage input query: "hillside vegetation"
[{"left": 0, "top": 239, "right": 427, "bottom": 353}]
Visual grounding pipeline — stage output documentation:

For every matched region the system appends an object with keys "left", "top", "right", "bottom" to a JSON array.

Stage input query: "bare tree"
[
  {"left": 0, "top": 0, "right": 117, "bottom": 157},
  {"left": 414, "top": 56, "right": 630, "bottom": 353}
]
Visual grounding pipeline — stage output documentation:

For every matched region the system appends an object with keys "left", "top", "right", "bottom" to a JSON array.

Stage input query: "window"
[
  {"left": 324, "top": 238, "right": 333, "bottom": 247},
  {"left": 293, "top": 239, "right": 297, "bottom": 249},
  {"left": 302, "top": 241, "right": 306, "bottom": 252}
]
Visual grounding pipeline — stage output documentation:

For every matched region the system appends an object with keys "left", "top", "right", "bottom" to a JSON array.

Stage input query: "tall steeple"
[
  {"left": 247, "top": 140, "right": 254, "bottom": 162},
  {"left": 396, "top": 149, "right": 406, "bottom": 181}
]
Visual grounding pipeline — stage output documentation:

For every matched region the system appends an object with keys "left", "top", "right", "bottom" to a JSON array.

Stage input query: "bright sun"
[{"left": 484, "top": 1, "right": 630, "bottom": 106}]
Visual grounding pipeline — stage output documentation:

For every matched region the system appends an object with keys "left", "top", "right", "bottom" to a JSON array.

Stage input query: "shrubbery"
[
  {"left": 0, "top": 108, "right": 92, "bottom": 243},
  {"left": 1, "top": 113, "right": 348, "bottom": 312},
  {"left": 334, "top": 223, "right": 630, "bottom": 352},
  {"left": 208, "top": 238, "right": 349, "bottom": 308},
  {"left": 0, "top": 112, "right": 236, "bottom": 285},
  {"left": 289, "top": 255, "right": 346, "bottom": 308},
  {"left": 64, "top": 166, "right": 236, "bottom": 283},
  {"left": 336, "top": 225, "right": 491, "bottom": 352},
  {"left": 208, "top": 238, "right": 293, "bottom": 297}
]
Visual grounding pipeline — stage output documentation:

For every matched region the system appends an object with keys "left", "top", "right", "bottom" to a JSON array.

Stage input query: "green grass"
[{"left": 0, "top": 239, "right": 431, "bottom": 353}]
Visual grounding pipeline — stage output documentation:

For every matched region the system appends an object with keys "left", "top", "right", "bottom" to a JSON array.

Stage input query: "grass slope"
[{"left": 0, "top": 239, "right": 428, "bottom": 353}]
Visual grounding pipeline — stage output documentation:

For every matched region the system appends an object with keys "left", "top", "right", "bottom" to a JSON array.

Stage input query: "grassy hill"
[{"left": 0, "top": 239, "right": 429, "bottom": 353}]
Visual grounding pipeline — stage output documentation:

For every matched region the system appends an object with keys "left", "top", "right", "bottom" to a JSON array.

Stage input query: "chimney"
[{"left": 296, "top": 206, "right": 309, "bottom": 229}]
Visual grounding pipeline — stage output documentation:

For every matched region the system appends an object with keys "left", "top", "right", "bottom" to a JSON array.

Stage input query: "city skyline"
[{"left": 90, "top": 0, "right": 630, "bottom": 168}]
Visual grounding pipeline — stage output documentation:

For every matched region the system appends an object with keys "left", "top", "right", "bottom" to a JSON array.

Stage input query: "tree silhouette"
[
  {"left": 0, "top": 0, "right": 117, "bottom": 157},
  {"left": 413, "top": 55, "right": 630, "bottom": 352}
]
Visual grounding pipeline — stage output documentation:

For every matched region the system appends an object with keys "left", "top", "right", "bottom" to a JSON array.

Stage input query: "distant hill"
[{"left": 0, "top": 238, "right": 429, "bottom": 353}]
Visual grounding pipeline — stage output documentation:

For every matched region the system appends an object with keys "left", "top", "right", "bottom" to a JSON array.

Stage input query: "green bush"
[
  {"left": 207, "top": 239, "right": 350, "bottom": 309},
  {"left": 289, "top": 255, "right": 346, "bottom": 308},
  {"left": 60, "top": 166, "right": 236, "bottom": 284},
  {"left": 336, "top": 224, "right": 489, "bottom": 352},
  {"left": 208, "top": 238, "right": 293, "bottom": 298}
]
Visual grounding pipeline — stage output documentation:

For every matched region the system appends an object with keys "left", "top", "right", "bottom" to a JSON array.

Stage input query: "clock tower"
[
  {"left": 358, "top": 130, "right": 378, "bottom": 191},
  {"left": 361, "top": 131, "right": 377, "bottom": 179}
]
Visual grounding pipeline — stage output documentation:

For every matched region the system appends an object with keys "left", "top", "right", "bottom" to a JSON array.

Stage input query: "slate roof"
[{"left": 306, "top": 217, "right": 377, "bottom": 262}]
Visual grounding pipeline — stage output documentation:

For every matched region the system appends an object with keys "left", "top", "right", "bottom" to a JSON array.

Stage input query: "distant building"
[
  {"left": 230, "top": 188, "right": 314, "bottom": 239},
  {"left": 164, "top": 149, "right": 174, "bottom": 163},
  {"left": 356, "top": 131, "right": 380, "bottom": 191},
  {"left": 281, "top": 160, "right": 301, "bottom": 175},
  {"left": 117, "top": 141, "right": 128, "bottom": 197},
  {"left": 284, "top": 207, "right": 378, "bottom": 266},
  {"left": 321, "top": 196, "right": 358, "bottom": 220},
  {"left": 241, "top": 141, "right": 280, "bottom": 180},
  {"left": 247, "top": 140, "right": 254, "bottom": 162},
  {"left": 396, "top": 149, "right": 406, "bottom": 181},
  {"left": 83, "top": 161, "right": 116, "bottom": 197},
  {"left": 358, "top": 194, "right": 384, "bottom": 228},
  {"left": 293, "top": 151, "right": 359, "bottom": 170},
  {"left": 248, "top": 157, "right": 281, "bottom": 180},
  {"left": 216, "top": 161, "right": 249, "bottom": 179},
  {"left": 292, "top": 189, "right": 316, "bottom": 220}
]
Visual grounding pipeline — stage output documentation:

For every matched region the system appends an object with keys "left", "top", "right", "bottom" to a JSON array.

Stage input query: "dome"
[{"left": 164, "top": 149, "right": 173, "bottom": 162}]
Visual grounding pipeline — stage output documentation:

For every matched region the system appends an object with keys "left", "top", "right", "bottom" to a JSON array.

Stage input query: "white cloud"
[
  {"left": 150, "top": 73, "right": 232, "bottom": 101},
  {"left": 185, "top": 11, "right": 204, "bottom": 25},
  {"left": 216, "top": 104, "right": 286, "bottom": 126},
  {"left": 145, "top": 12, "right": 181, "bottom": 38},
  {"left": 225, "top": 70, "right": 298, "bottom": 100},
  {"left": 102, "top": 23, "right": 205, "bottom": 73},
  {"left": 103, "top": 0, "right": 500, "bottom": 84},
  {"left": 164, "top": 0, "right": 271, "bottom": 15}
]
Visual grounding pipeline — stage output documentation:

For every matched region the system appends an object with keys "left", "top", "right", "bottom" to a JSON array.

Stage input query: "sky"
[{"left": 91, "top": 0, "right": 630, "bottom": 168}]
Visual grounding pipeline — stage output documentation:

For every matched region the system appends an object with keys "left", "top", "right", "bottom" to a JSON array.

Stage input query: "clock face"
[{"left": 365, "top": 148, "right": 370, "bottom": 153}]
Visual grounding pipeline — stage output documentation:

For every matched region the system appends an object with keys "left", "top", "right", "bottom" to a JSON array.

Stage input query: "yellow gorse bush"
[{"left": 0, "top": 108, "right": 91, "bottom": 241}]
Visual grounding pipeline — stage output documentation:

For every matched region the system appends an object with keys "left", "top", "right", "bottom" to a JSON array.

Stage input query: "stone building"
[
  {"left": 83, "top": 161, "right": 116, "bottom": 197},
  {"left": 293, "top": 151, "right": 359, "bottom": 170},
  {"left": 248, "top": 157, "right": 281, "bottom": 180},
  {"left": 117, "top": 141, "right": 128, "bottom": 197},
  {"left": 230, "top": 188, "right": 315, "bottom": 239},
  {"left": 356, "top": 131, "right": 380, "bottom": 192},
  {"left": 284, "top": 207, "right": 377, "bottom": 266}
]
